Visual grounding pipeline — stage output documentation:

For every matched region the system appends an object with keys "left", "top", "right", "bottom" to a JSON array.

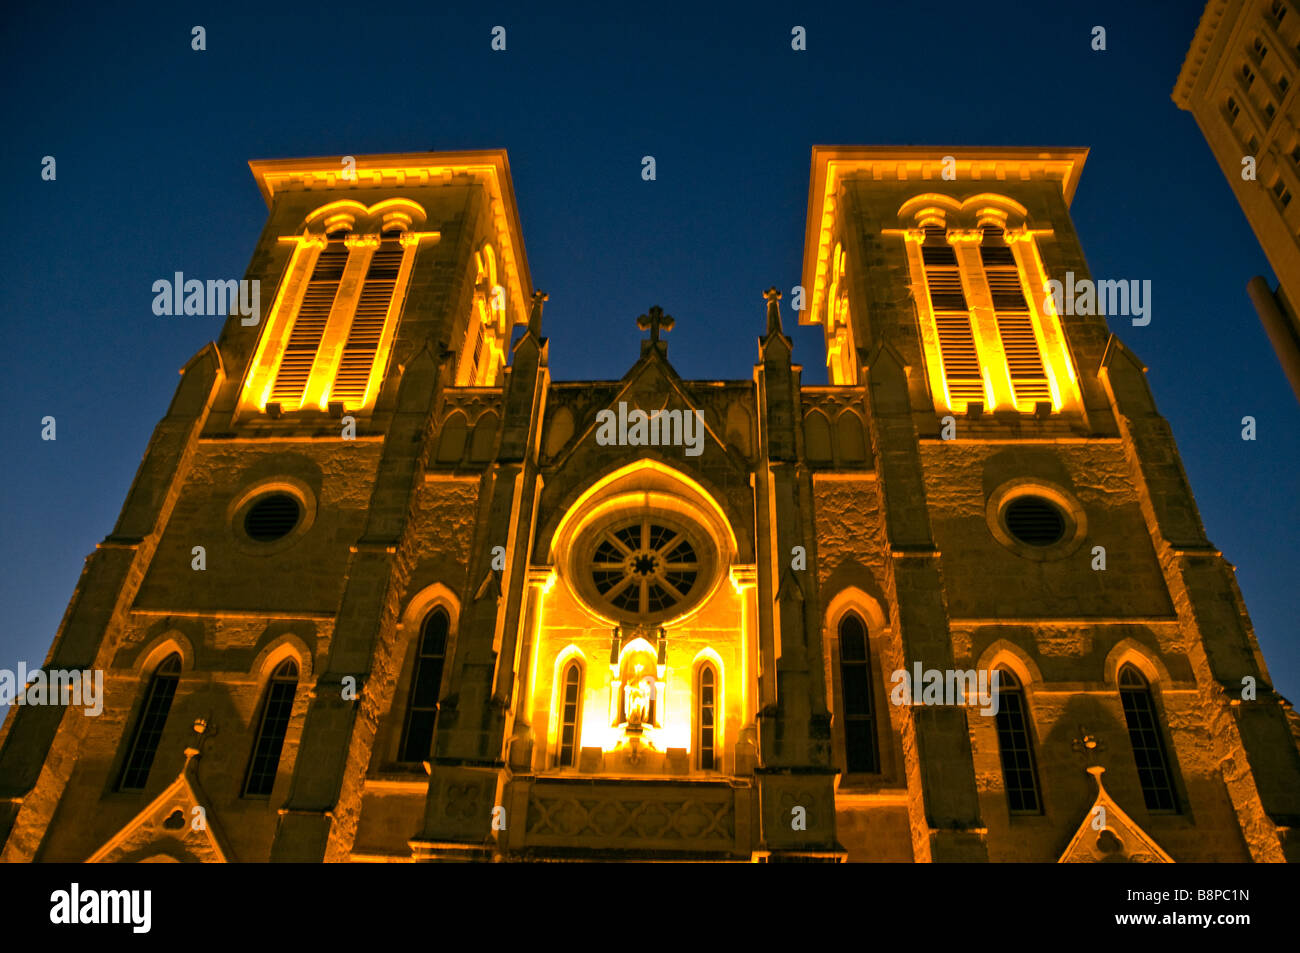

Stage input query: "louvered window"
[
  {"left": 332, "top": 234, "right": 404, "bottom": 405},
  {"left": 983, "top": 227, "right": 1050, "bottom": 406},
  {"left": 271, "top": 236, "right": 348, "bottom": 405},
  {"left": 469, "top": 323, "right": 485, "bottom": 384},
  {"left": 922, "top": 226, "right": 982, "bottom": 405}
]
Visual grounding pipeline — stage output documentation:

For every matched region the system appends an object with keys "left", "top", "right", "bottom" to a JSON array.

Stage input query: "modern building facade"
[
  {"left": 1175, "top": 0, "right": 1300, "bottom": 399},
  {"left": 1, "top": 147, "right": 1297, "bottom": 863}
]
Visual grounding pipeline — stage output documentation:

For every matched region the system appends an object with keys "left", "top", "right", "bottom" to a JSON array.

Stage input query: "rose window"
[{"left": 590, "top": 519, "right": 700, "bottom": 615}]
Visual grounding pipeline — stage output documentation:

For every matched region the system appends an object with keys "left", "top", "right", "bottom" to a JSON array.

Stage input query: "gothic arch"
[
  {"left": 469, "top": 411, "right": 499, "bottom": 462},
  {"left": 1103, "top": 638, "right": 1173, "bottom": 687},
  {"left": 132, "top": 632, "right": 197, "bottom": 674},
  {"left": 548, "top": 646, "right": 588, "bottom": 759},
  {"left": 435, "top": 411, "right": 468, "bottom": 463},
  {"left": 835, "top": 409, "right": 867, "bottom": 463},
  {"left": 804, "top": 409, "right": 832, "bottom": 463},
  {"left": 690, "top": 648, "right": 726, "bottom": 766},
  {"left": 249, "top": 633, "right": 313, "bottom": 680},
  {"left": 975, "top": 638, "right": 1044, "bottom": 689}
]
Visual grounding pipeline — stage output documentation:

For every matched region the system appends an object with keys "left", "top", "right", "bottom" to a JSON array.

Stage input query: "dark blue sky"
[{"left": 3, "top": 2, "right": 1297, "bottom": 706}]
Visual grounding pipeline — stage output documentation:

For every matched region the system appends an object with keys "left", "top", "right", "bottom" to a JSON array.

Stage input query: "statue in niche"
[
  {"left": 624, "top": 660, "right": 655, "bottom": 728},
  {"left": 617, "top": 640, "right": 659, "bottom": 731}
]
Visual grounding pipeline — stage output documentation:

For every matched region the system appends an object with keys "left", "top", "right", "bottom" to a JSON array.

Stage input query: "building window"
[
  {"left": 269, "top": 234, "right": 349, "bottom": 407},
  {"left": 330, "top": 232, "right": 405, "bottom": 406},
  {"left": 1242, "top": 62, "right": 1257, "bottom": 87},
  {"left": 696, "top": 664, "right": 718, "bottom": 770},
  {"left": 1272, "top": 0, "right": 1287, "bottom": 24},
  {"left": 1254, "top": 37, "right": 1269, "bottom": 61},
  {"left": 982, "top": 226, "right": 1051, "bottom": 408},
  {"left": 921, "top": 225, "right": 983, "bottom": 407},
  {"left": 1227, "top": 95, "right": 1241, "bottom": 120},
  {"left": 1280, "top": 75, "right": 1291, "bottom": 93},
  {"left": 590, "top": 519, "right": 700, "bottom": 616},
  {"left": 245, "top": 223, "right": 416, "bottom": 416},
  {"left": 905, "top": 217, "right": 1078, "bottom": 416},
  {"left": 557, "top": 662, "right": 583, "bottom": 767},
  {"left": 993, "top": 669, "right": 1042, "bottom": 814},
  {"left": 838, "top": 612, "right": 879, "bottom": 774},
  {"left": 243, "top": 659, "right": 299, "bottom": 798},
  {"left": 1249, "top": 135, "right": 1261, "bottom": 154},
  {"left": 115, "top": 654, "right": 182, "bottom": 791},
  {"left": 241, "top": 492, "right": 302, "bottom": 543},
  {"left": 1266, "top": 101, "right": 1277, "bottom": 123},
  {"left": 1274, "top": 177, "right": 1293, "bottom": 207},
  {"left": 1290, "top": 143, "right": 1300, "bottom": 166},
  {"left": 1118, "top": 665, "right": 1179, "bottom": 812},
  {"left": 397, "top": 608, "right": 449, "bottom": 764}
]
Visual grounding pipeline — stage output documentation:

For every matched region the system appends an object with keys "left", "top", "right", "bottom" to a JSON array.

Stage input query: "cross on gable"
[{"left": 637, "top": 305, "right": 675, "bottom": 343}]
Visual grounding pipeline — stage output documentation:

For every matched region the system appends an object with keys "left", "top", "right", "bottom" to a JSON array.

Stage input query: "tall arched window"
[
  {"left": 398, "top": 607, "right": 449, "bottom": 763},
  {"left": 696, "top": 664, "right": 718, "bottom": 770},
  {"left": 557, "top": 662, "right": 583, "bottom": 768},
  {"left": 992, "top": 668, "right": 1042, "bottom": 814},
  {"left": 838, "top": 612, "right": 879, "bottom": 774},
  {"left": 243, "top": 658, "right": 299, "bottom": 798},
  {"left": 116, "top": 653, "right": 182, "bottom": 791},
  {"left": 1118, "top": 665, "right": 1179, "bottom": 812}
]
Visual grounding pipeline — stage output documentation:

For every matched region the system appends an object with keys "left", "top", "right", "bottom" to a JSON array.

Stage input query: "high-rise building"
[
  {"left": 2, "top": 148, "right": 1297, "bottom": 863},
  {"left": 1175, "top": 0, "right": 1300, "bottom": 399}
]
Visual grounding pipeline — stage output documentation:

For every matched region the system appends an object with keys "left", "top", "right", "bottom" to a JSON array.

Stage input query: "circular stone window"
[
  {"left": 1002, "top": 496, "right": 1067, "bottom": 547},
  {"left": 228, "top": 477, "right": 317, "bottom": 554},
  {"left": 986, "top": 480, "right": 1086, "bottom": 562},
  {"left": 243, "top": 493, "right": 302, "bottom": 542},
  {"left": 569, "top": 510, "right": 719, "bottom": 625},
  {"left": 591, "top": 518, "right": 700, "bottom": 615}
]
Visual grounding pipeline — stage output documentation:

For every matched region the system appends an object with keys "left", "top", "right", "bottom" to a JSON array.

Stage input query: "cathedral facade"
[{"left": 2, "top": 147, "right": 1298, "bottom": 863}]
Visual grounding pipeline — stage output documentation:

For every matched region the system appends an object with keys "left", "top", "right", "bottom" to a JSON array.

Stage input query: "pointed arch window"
[
  {"left": 557, "top": 662, "right": 583, "bottom": 767},
  {"left": 696, "top": 664, "right": 718, "bottom": 770},
  {"left": 992, "top": 668, "right": 1042, "bottom": 814},
  {"left": 115, "top": 653, "right": 182, "bottom": 791},
  {"left": 1118, "top": 665, "right": 1179, "bottom": 812},
  {"left": 243, "top": 659, "right": 299, "bottom": 798},
  {"left": 398, "top": 607, "right": 449, "bottom": 764},
  {"left": 838, "top": 612, "right": 880, "bottom": 774}
]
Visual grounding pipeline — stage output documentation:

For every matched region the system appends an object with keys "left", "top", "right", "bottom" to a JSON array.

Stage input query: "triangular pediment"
[
  {"left": 555, "top": 344, "right": 732, "bottom": 466},
  {"left": 1058, "top": 766, "right": 1173, "bottom": 863},
  {"left": 87, "top": 746, "right": 234, "bottom": 863}
]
